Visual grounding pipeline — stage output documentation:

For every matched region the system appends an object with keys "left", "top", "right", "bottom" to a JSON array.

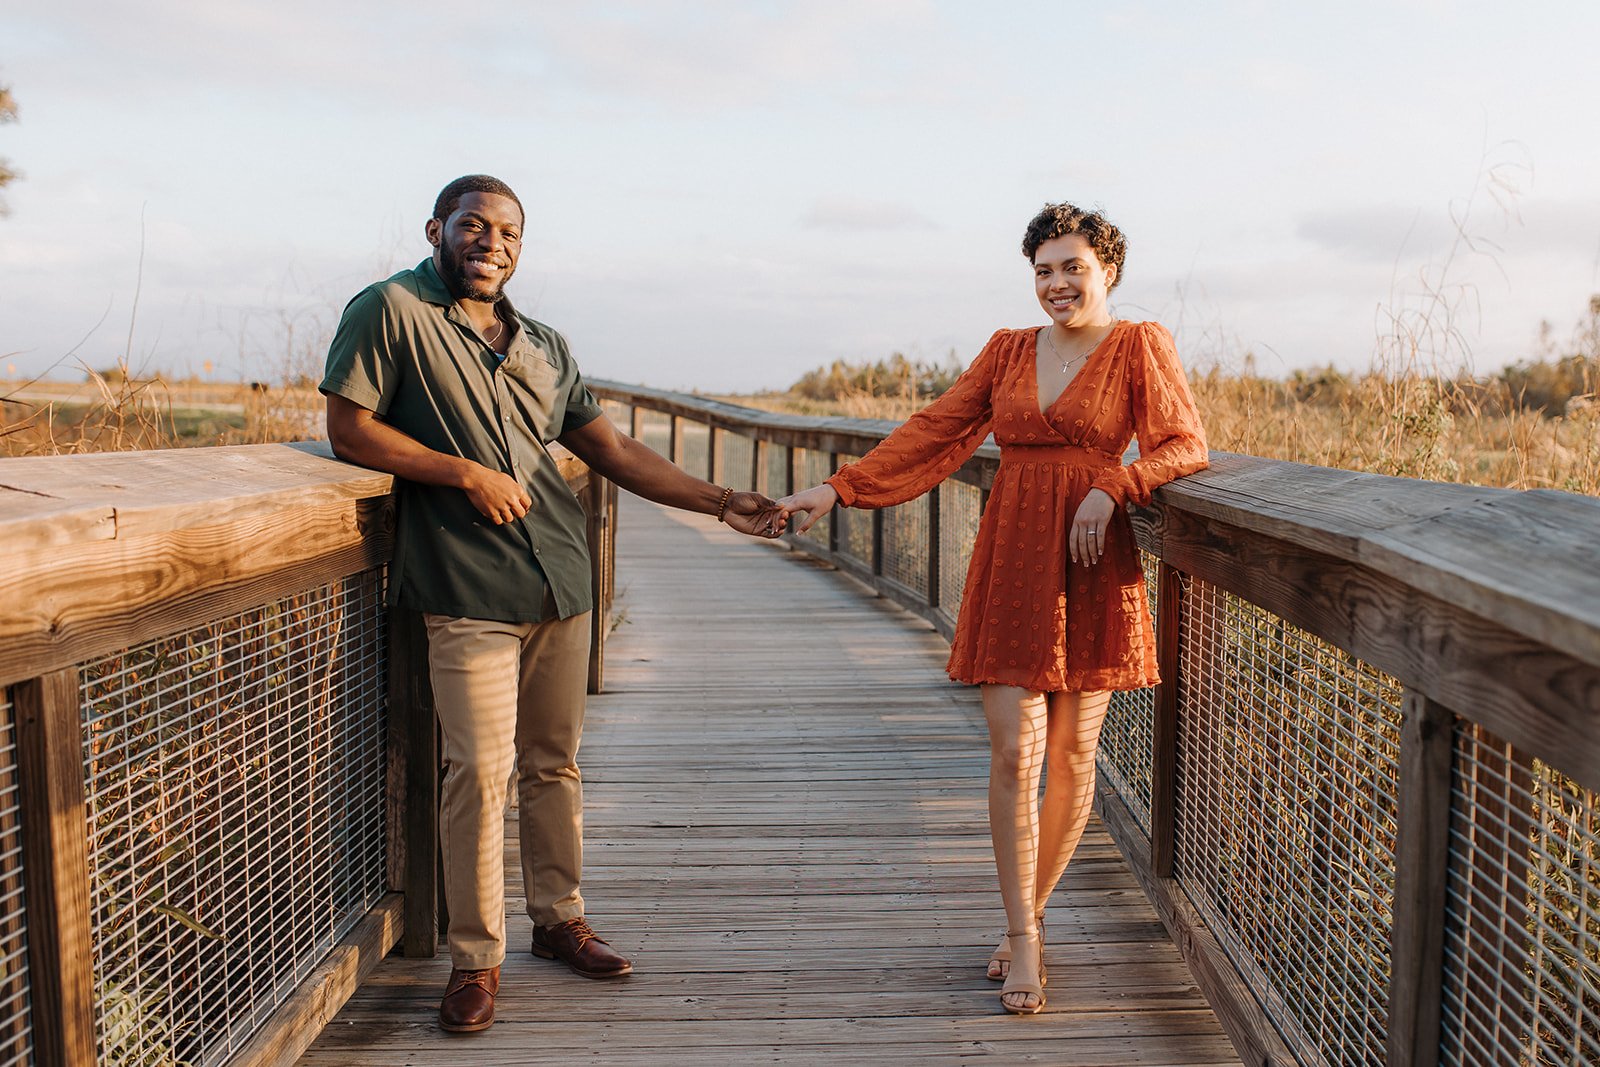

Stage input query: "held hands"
[
  {"left": 721, "top": 491, "right": 789, "bottom": 539},
  {"left": 1069, "top": 488, "right": 1115, "bottom": 566},
  {"left": 776, "top": 483, "right": 838, "bottom": 534}
]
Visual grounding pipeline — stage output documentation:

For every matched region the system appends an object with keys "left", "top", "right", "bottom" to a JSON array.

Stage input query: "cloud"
[
  {"left": 800, "top": 197, "right": 935, "bottom": 232},
  {"left": 1296, "top": 205, "right": 1460, "bottom": 264}
]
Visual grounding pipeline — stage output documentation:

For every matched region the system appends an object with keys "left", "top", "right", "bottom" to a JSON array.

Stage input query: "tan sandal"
[
  {"left": 987, "top": 913, "right": 1044, "bottom": 981},
  {"left": 1000, "top": 930, "right": 1047, "bottom": 1015}
]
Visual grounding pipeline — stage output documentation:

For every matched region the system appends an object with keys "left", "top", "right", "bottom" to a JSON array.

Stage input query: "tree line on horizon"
[{"left": 785, "top": 295, "right": 1600, "bottom": 419}]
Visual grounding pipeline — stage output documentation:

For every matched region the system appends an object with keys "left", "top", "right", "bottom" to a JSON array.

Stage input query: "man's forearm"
[
  {"left": 587, "top": 434, "right": 727, "bottom": 514},
  {"left": 327, "top": 400, "right": 473, "bottom": 489}
]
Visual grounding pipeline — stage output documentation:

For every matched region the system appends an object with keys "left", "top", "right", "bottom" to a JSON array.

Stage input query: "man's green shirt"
[{"left": 320, "top": 258, "right": 603, "bottom": 623}]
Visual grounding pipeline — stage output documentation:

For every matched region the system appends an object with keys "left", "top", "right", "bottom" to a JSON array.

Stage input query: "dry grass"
[
  {"left": 0, "top": 370, "right": 321, "bottom": 456},
  {"left": 1188, "top": 368, "right": 1598, "bottom": 494},
  {"left": 726, "top": 365, "right": 1599, "bottom": 496}
]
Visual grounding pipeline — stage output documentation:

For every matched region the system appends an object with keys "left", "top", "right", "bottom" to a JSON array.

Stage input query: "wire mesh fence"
[
  {"left": 680, "top": 420, "right": 710, "bottom": 479},
  {"left": 1098, "top": 551, "right": 1161, "bottom": 836},
  {"left": 632, "top": 408, "right": 673, "bottom": 460},
  {"left": 79, "top": 569, "right": 388, "bottom": 1067},
  {"left": 795, "top": 448, "right": 835, "bottom": 549},
  {"left": 719, "top": 431, "right": 756, "bottom": 492},
  {"left": 1440, "top": 724, "right": 1599, "bottom": 1066},
  {"left": 0, "top": 695, "right": 31, "bottom": 1067},
  {"left": 1173, "top": 573, "right": 1404, "bottom": 1066},
  {"left": 880, "top": 493, "right": 930, "bottom": 600},
  {"left": 610, "top": 396, "right": 1598, "bottom": 1067}
]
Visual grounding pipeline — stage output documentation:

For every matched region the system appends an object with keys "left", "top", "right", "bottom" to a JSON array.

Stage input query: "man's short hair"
[{"left": 433, "top": 175, "right": 523, "bottom": 223}]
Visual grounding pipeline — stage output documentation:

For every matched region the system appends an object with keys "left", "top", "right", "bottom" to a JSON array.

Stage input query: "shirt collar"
[{"left": 414, "top": 257, "right": 549, "bottom": 368}]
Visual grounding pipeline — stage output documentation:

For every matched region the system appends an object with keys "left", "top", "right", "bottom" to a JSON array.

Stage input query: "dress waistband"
[{"left": 998, "top": 443, "right": 1117, "bottom": 467}]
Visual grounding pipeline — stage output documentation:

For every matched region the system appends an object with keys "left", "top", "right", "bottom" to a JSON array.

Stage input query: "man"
[{"left": 321, "top": 174, "right": 783, "bottom": 1032}]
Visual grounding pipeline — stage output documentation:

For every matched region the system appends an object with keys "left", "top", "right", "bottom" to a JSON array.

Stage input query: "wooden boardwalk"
[{"left": 300, "top": 495, "right": 1240, "bottom": 1066}]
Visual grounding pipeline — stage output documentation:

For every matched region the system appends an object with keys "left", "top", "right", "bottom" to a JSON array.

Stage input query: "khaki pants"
[{"left": 424, "top": 610, "right": 592, "bottom": 969}]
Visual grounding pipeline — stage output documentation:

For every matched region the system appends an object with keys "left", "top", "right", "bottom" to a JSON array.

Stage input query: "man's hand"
[
  {"left": 461, "top": 463, "right": 533, "bottom": 525},
  {"left": 776, "top": 483, "right": 839, "bottom": 534},
  {"left": 722, "top": 491, "right": 787, "bottom": 538}
]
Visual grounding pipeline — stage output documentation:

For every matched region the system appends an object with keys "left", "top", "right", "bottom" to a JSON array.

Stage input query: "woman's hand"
[
  {"left": 1069, "top": 488, "right": 1115, "bottom": 566},
  {"left": 777, "top": 483, "right": 839, "bottom": 534}
]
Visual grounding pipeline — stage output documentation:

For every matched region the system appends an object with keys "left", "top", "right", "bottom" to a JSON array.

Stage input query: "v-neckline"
[{"left": 1033, "top": 321, "right": 1120, "bottom": 417}]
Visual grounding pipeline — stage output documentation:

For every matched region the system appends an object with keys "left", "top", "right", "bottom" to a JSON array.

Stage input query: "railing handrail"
[
  {"left": 0, "top": 436, "right": 614, "bottom": 1065},
  {"left": 594, "top": 380, "right": 1600, "bottom": 1067},
  {"left": 590, "top": 380, "right": 1600, "bottom": 795}
]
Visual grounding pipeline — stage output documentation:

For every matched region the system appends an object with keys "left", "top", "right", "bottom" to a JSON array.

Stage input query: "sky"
[{"left": 2, "top": 0, "right": 1599, "bottom": 393}]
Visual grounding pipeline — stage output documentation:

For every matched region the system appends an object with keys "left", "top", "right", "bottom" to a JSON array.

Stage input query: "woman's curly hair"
[{"left": 1021, "top": 203, "right": 1127, "bottom": 290}]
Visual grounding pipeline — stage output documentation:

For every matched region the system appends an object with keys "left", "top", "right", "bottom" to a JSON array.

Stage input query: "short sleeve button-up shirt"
[{"left": 320, "top": 257, "right": 603, "bottom": 623}]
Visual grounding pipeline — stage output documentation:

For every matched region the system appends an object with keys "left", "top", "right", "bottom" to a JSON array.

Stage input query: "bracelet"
[{"left": 714, "top": 486, "right": 734, "bottom": 522}]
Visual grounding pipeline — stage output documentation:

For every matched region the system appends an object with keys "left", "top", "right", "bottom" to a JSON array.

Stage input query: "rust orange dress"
[{"left": 826, "top": 321, "right": 1208, "bottom": 692}]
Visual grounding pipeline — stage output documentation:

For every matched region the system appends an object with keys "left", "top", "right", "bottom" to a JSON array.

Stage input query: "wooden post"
[
  {"left": 785, "top": 446, "right": 798, "bottom": 497},
  {"left": 752, "top": 438, "right": 767, "bottom": 494},
  {"left": 926, "top": 485, "right": 941, "bottom": 610},
  {"left": 871, "top": 509, "right": 885, "bottom": 577},
  {"left": 389, "top": 608, "right": 439, "bottom": 957},
  {"left": 669, "top": 415, "right": 684, "bottom": 469},
  {"left": 1387, "top": 691, "right": 1454, "bottom": 1067},
  {"left": 14, "top": 668, "right": 96, "bottom": 1067},
  {"left": 708, "top": 426, "right": 721, "bottom": 485},
  {"left": 585, "top": 473, "right": 609, "bottom": 695},
  {"left": 828, "top": 452, "right": 841, "bottom": 554},
  {"left": 1151, "top": 561, "right": 1182, "bottom": 877},
  {"left": 629, "top": 404, "right": 643, "bottom": 439}
]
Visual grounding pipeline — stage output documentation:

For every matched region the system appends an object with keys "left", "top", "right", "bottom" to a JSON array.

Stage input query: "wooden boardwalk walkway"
[{"left": 300, "top": 496, "right": 1240, "bottom": 1066}]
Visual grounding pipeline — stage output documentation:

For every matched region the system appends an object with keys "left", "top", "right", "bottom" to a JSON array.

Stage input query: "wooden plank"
[
  {"left": 1386, "top": 692, "right": 1454, "bottom": 1067},
  {"left": 1362, "top": 490, "right": 1600, "bottom": 668},
  {"left": 229, "top": 894, "right": 402, "bottom": 1067},
  {"left": 0, "top": 497, "right": 393, "bottom": 688},
  {"left": 14, "top": 668, "right": 96, "bottom": 1067},
  {"left": 0, "top": 442, "right": 392, "bottom": 554},
  {"left": 1149, "top": 506, "right": 1600, "bottom": 795},
  {"left": 303, "top": 496, "right": 1240, "bottom": 1065},
  {"left": 1098, "top": 786, "right": 1302, "bottom": 1067}
]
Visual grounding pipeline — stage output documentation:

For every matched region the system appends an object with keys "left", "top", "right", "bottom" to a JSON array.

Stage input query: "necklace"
[
  {"left": 1043, "top": 327, "right": 1092, "bottom": 373},
  {"left": 485, "top": 318, "right": 506, "bottom": 348}
]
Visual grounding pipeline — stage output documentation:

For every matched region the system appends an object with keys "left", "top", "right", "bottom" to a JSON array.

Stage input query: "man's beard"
[{"left": 439, "top": 242, "right": 509, "bottom": 303}]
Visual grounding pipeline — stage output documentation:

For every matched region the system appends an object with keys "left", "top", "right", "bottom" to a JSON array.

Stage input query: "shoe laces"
[
  {"left": 450, "top": 968, "right": 496, "bottom": 994},
  {"left": 561, "top": 917, "right": 606, "bottom": 945}
]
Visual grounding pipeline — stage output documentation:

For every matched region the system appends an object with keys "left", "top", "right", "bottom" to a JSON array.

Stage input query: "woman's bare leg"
[
  {"left": 1032, "top": 690, "right": 1112, "bottom": 916},
  {"left": 982, "top": 684, "right": 1049, "bottom": 1012}
]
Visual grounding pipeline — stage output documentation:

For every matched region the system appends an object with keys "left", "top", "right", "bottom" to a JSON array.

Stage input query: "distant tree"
[
  {"left": 1496, "top": 294, "right": 1600, "bottom": 415},
  {"left": 789, "top": 350, "right": 962, "bottom": 402},
  {"left": 0, "top": 82, "right": 17, "bottom": 215}
]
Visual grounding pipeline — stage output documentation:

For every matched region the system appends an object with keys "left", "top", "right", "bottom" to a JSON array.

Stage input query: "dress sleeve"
[
  {"left": 825, "top": 330, "right": 1007, "bottom": 509},
  {"left": 1089, "top": 322, "right": 1209, "bottom": 508}
]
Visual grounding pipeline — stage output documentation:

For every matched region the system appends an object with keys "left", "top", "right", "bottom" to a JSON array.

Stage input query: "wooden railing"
[
  {"left": 2, "top": 382, "right": 1593, "bottom": 1066},
  {"left": 591, "top": 380, "right": 1600, "bottom": 1067},
  {"left": 0, "top": 441, "right": 615, "bottom": 1066}
]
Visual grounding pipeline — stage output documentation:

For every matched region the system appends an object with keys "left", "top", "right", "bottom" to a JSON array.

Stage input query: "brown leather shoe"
[
  {"left": 439, "top": 966, "right": 499, "bottom": 1032},
  {"left": 531, "top": 917, "right": 633, "bottom": 979}
]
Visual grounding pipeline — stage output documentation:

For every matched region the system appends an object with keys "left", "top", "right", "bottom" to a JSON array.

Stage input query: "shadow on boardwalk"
[{"left": 300, "top": 494, "right": 1239, "bottom": 1066}]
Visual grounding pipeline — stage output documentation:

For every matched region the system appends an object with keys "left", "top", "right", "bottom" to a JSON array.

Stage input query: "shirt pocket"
[{"left": 511, "top": 353, "right": 563, "bottom": 441}]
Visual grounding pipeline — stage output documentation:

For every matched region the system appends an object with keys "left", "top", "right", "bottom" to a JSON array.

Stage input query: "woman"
[{"left": 779, "top": 203, "right": 1208, "bottom": 1015}]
